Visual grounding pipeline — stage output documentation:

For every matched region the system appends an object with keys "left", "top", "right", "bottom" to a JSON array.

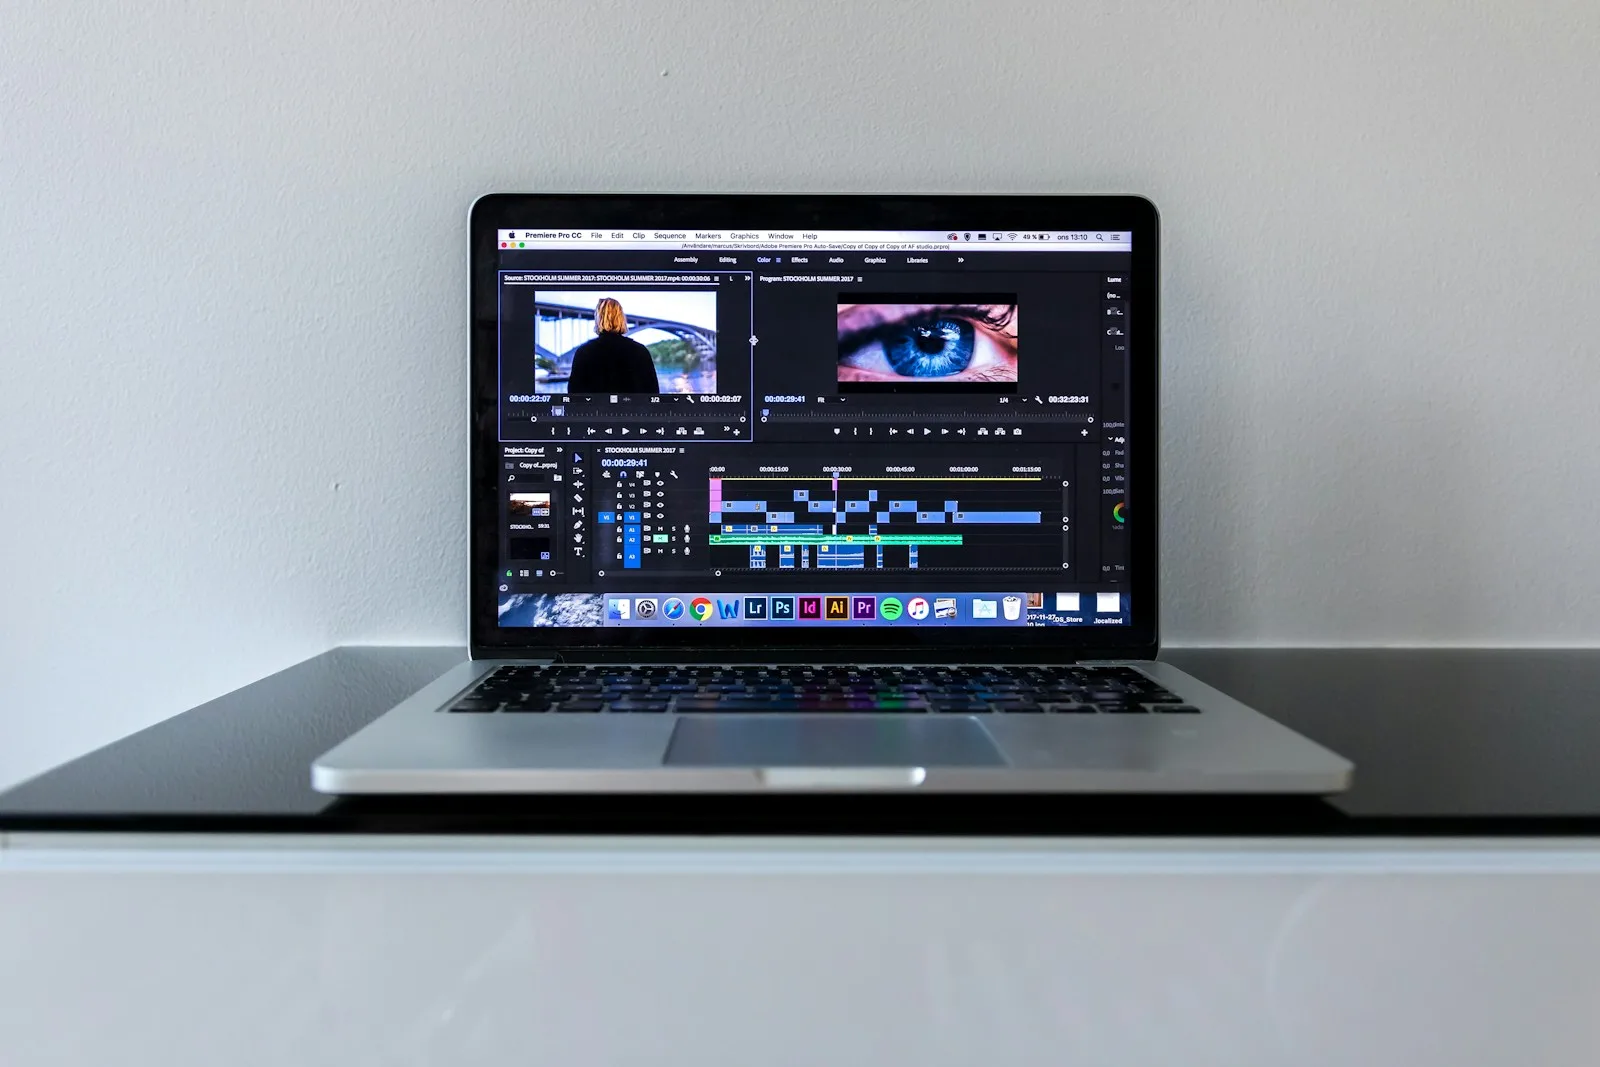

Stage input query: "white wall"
[{"left": 2, "top": 0, "right": 1598, "bottom": 787}]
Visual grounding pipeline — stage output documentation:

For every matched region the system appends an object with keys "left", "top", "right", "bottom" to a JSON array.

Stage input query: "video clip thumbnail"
[
  {"left": 508, "top": 492, "right": 552, "bottom": 518},
  {"left": 508, "top": 536, "right": 551, "bottom": 561},
  {"left": 837, "top": 295, "right": 1018, "bottom": 392},
  {"left": 533, "top": 289, "right": 718, "bottom": 395}
]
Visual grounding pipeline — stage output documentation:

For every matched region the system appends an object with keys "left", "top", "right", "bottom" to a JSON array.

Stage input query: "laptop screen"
[{"left": 491, "top": 227, "right": 1132, "bottom": 631}]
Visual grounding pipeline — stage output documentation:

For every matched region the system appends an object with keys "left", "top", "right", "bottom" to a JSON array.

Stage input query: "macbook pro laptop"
[{"left": 312, "top": 193, "right": 1352, "bottom": 793}]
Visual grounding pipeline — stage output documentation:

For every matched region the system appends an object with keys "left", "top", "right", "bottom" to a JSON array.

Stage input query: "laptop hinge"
[{"left": 520, "top": 647, "right": 1140, "bottom": 666}]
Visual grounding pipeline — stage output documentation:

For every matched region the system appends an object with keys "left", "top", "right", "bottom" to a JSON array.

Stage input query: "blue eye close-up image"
[
  {"left": 837, "top": 301, "right": 1019, "bottom": 387},
  {"left": 883, "top": 317, "right": 974, "bottom": 376}
]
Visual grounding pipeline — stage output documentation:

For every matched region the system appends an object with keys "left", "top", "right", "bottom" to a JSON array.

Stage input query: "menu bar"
[{"left": 498, "top": 229, "right": 1132, "bottom": 252}]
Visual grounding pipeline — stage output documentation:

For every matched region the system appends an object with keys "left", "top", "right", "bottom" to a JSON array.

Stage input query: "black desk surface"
[{"left": 3, "top": 647, "right": 1599, "bottom": 836}]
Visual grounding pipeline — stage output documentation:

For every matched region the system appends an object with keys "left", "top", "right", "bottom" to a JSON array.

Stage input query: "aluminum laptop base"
[{"left": 313, "top": 660, "right": 1352, "bottom": 794}]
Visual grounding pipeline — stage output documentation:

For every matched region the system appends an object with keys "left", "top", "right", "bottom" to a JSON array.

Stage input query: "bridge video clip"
[{"left": 533, "top": 289, "right": 717, "bottom": 395}]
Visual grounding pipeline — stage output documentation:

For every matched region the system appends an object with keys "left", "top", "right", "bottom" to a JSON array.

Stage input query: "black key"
[
  {"left": 1151, "top": 704, "right": 1201, "bottom": 714},
  {"left": 501, "top": 700, "right": 553, "bottom": 713},
  {"left": 1042, "top": 703, "right": 1097, "bottom": 714},
  {"left": 726, "top": 699, "right": 881, "bottom": 712},
  {"left": 1096, "top": 704, "right": 1148, "bottom": 714},
  {"left": 556, "top": 699, "right": 603, "bottom": 713},
  {"left": 681, "top": 702, "right": 788, "bottom": 713},
  {"left": 991, "top": 702, "right": 1043, "bottom": 713},
  {"left": 929, "top": 702, "right": 992, "bottom": 713},
  {"left": 607, "top": 701, "right": 668, "bottom": 713},
  {"left": 448, "top": 699, "right": 500, "bottom": 713}
]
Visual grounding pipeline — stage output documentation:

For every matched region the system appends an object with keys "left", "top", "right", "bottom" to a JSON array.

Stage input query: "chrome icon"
[
  {"left": 662, "top": 597, "right": 685, "bottom": 620},
  {"left": 907, "top": 597, "right": 930, "bottom": 620},
  {"left": 689, "top": 597, "right": 714, "bottom": 621}
]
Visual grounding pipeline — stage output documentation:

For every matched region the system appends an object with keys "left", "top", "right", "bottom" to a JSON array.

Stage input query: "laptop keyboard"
[{"left": 448, "top": 664, "right": 1199, "bottom": 715}]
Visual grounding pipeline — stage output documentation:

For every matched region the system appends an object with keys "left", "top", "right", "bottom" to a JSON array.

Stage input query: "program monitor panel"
[{"left": 493, "top": 228, "right": 1133, "bottom": 629}]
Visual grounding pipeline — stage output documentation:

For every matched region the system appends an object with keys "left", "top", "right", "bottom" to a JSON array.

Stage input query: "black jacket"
[{"left": 566, "top": 333, "right": 660, "bottom": 394}]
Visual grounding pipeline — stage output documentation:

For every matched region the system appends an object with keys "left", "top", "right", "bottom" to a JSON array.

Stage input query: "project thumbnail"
[
  {"left": 837, "top": 296, "right": 1018, "bottom": 392},
  {"left": 533, "top": 289, "right": 718, "bottom": 395},
  {"left": 507, "top": 492, "right": 552, "bottom": 518}
]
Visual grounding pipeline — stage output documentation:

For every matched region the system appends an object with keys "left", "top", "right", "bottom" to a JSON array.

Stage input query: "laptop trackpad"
[{"left": 665, "top": 716, "right": 1007, "bottom": 767}]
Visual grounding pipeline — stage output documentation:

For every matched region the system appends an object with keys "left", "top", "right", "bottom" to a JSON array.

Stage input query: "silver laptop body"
[{"left": 313, "top": 193, "right": 1351, "bottom": 794}]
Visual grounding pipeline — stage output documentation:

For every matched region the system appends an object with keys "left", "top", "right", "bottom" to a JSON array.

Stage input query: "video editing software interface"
[{"left": 492, "top": 227, "right": 1132, "bottom": 629}]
